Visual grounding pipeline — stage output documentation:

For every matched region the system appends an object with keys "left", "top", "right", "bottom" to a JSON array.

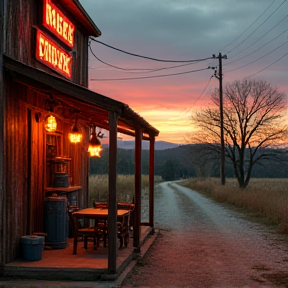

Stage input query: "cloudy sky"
[{"left": 79, "top": 0, "right": 288, "bottom": 143}]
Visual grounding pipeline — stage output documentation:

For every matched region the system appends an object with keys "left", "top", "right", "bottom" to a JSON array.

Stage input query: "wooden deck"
[{"left": 3, "top": 226, "right": 153, "bottom": 281}]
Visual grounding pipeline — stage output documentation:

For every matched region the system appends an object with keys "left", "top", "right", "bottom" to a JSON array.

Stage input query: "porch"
[
  {"left": 1, "top": 55, "right": 159, "bottom": 276},
  {"left": 3, "top": 226, "right": 154, "bottom": 281}
]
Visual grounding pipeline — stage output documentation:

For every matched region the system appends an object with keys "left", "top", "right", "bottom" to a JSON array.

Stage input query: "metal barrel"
[{"left": 43, "top": 196, "right": 68, "bottom": 249}]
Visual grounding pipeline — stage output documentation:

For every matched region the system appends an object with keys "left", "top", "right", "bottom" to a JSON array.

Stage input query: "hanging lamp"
[
  {"left": 44, "top": 98, "right": 59, "bottom": 132},
  {"left": 88, "top": 125, "right": 102, "bottom": 157},
  {"left": 69, "top": 116, "right": 82, "bottom": 143}
]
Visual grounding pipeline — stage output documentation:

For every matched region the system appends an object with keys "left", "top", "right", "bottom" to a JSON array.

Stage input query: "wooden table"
[{"left": 72, "top": 208, "right": 130, "bottom": 254}]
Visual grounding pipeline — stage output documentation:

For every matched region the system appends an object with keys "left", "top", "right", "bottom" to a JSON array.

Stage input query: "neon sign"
[
  {"left": 36, "top": 30, "right": 72, "bottom": 79},
  {"left": 43, "top": 0, "right": 74, "bottom": 48}
]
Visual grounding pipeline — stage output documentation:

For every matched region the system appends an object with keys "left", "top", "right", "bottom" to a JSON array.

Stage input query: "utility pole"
[{"left": 213, "top": 53, "right": 227, "bottom": 186}]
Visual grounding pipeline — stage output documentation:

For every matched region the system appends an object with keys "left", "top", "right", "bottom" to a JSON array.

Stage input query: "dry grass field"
[
  {"left": 179, "top": 178, "right": 288, "bottom": 234},
  {"left": 89, "top": 174, "right": 162, "bottom": 205},
  {"left": 89, "top": 175, "right": 288, "bottom": 234}
]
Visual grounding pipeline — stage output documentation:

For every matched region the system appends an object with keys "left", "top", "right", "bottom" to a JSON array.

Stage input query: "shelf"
[
  {"left": 46, "top": 157, "right": 71, "bottom": 163},
  {"left": 45, "top": 186, "right": 82, "bottom": 193}
]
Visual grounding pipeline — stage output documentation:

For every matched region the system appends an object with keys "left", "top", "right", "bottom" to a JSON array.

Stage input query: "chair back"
[{"left": 93, "top": 202, "right": 108, "bottom": 209}]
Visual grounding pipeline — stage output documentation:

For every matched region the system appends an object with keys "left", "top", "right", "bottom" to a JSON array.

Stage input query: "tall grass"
[
  {"left": 179, "top": 178, "right": 288, "bottom": 234},
  {"left": 89, "top": 174, "right": 162, "bottom": 206}
]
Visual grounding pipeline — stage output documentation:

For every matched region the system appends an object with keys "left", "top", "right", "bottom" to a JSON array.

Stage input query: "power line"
[
  {"left": 228, "top": 15, "right": 288, "bottom": 61},
  {"left": 220, "top": 0, "right": 276, "bottom": 53},
  {"left": 194, "top": 75, "right": 214, "bottom": 105},
  {"left": 89, "top": 42, "right": 201, "bottom": 73},
  {"left": 248, "top": 50, "right": 288, "bottom": 78},
  {"left": 226, "top": 25, "right": 288, "bottom": 66},
  {"left": 89, "top": 43, "right": 152, "bottom": 72},
  {"left": 90, "top": 67, "right": 210, "bottom": 81},
  {"left": 90, "top": 37, "right": 213, "bottom": 63},
  {"left": 226, "top": 0, "right": 286, "bottom": 55},
  {"left": 185, "top": 75, "right": 214, "bottom": 114},
  {"left": 225, "top": 39, "right": 288, "bottom": 73}
]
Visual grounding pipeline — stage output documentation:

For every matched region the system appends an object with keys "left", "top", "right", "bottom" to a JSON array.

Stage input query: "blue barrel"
[{"left": 43, "top": 196, "right": 68, "bottom": 249}]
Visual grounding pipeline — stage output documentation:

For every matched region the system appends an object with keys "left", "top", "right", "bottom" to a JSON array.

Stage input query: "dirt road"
[{"left": 122, "top": 181, "right": 288, "bottom": 288}]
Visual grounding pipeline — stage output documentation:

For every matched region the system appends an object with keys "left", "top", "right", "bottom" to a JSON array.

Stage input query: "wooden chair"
[
  {"left": 72, "top": 218, "right": 106, "bottom": 254},
  {"left": 78, "top": 226, "right": 98, "bottom": 251},
  {"left": 94, "top": 219, "right": 108, "bottom": 248},
  {"left": 117, "top": 202, "right": 135, "bottom": 231},
  {"left": 90, "top": 201, "right": 134, "bottom": 248}
]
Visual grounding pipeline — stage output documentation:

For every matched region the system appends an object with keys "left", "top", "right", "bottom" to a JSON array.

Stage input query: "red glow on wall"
[
  {"left": 43, "top": 0, "right": 74, "bottom": 48},
  {"left": 36, "top": 30, "right": 72, "bottom": 79}
]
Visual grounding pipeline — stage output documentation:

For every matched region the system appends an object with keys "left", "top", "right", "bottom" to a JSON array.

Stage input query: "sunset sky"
[{"left": 79, "top": 0, "right": 288, "bottom": 144}]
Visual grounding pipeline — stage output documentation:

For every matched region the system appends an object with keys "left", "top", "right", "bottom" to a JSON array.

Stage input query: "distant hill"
[{"left": 103, "top": 140, "right": 180, "bottom": 150}]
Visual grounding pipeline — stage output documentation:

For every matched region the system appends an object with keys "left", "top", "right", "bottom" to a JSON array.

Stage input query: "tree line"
[{"left": 89, "top": 144, "right": 288, "bottom": 181}]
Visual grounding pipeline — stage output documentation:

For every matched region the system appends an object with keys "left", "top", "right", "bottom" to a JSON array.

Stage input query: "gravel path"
[{"left": 122, "top": 181, "right": 288, "bottom": 288}]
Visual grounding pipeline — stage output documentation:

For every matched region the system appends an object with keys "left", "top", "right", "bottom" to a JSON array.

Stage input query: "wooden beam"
[
  {"left": 149, "top": 136, "right": 155, "bottom": 228},
  {"left": 133, "top": 127, "right": 142, "bottom": 251},
  {"left": 3, "top": 56, "right": 125, "bottom": 112},
  {"left": 0, "top": 0, "right": 5, "bottom": 267},
  {"left": 108, "top": 111, "right": 118, "bottom": 274},
  {"left": 4, "top": 56, "right": 159, "bottom": 138}
]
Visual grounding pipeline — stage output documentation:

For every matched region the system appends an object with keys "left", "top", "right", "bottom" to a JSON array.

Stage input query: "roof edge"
[
  {"left": 58, "top": 0, "right": 101, "bottom": 37},
  {"left": 73, "top": 0, "right": 101, "bottom": 36}
]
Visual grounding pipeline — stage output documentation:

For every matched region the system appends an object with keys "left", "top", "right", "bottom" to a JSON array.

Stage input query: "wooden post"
[
  {"left": 108, "top": 111, "right": 118, "bottom": 274},
  {"left": 0, "top": 0, "right": 5, "bottom": 268},
  {"left": 149, "top": 136, "right": 155, "bottom": 228},
  {"left": 133, "top": 127, "right": 142, "bottom": 251}
]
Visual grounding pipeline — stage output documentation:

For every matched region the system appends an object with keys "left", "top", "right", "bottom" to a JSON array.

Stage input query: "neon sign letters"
[
  {"left": 36, "top": 30, "right": 72, "bottom": 79},
  {"left": 43, "top": 0, "right": 75, "bottom": 48}
]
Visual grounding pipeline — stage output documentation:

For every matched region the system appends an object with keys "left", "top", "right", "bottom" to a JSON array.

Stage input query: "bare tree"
[{"left": 190, "top": 79, "right": 288, "bottom": 188}]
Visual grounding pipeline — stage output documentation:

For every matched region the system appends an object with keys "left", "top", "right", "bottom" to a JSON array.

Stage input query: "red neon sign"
[
  {"left": 36, "top": 30, "right": 72, "bottom": 79},
  {"left": 43, "top": 0, "right": 74, "bottom": 48}
]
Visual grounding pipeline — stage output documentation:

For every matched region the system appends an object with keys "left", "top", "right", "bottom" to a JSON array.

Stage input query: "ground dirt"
[{"left": 122, "top": 181, "right": 288, "bottom": 288}]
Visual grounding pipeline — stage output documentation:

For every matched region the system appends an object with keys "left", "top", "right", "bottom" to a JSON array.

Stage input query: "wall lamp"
[{"left": 44, "top": 114, "right": 57, "bottom": 132}]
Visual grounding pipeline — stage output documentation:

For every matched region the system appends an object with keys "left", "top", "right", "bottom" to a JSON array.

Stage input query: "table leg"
[
  {"left": 72, "top": 216, "right": 78, "bottom": 255},
  {"left": 123, "top": 214, "right": 130, "bottom": 247}
]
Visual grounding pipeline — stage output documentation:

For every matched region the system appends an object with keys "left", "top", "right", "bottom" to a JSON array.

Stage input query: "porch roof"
[{"left": 3, "top": 55, "right": 159, "bottom": 140}]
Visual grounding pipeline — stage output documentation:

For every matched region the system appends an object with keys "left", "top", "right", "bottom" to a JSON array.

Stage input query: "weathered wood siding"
[
  {"left": 3, "top": 77, "right": 90, "bottom": 263},
  {"left": 0, "top": 0, "right": 5, "bottom": 267},
  {"left": 5, "top": 0, "right": 89, "bottom": 86},
  {"left": 4, "top": 77, "right": 30, "bottom": 262},
  {"left": 29, "top": 99, "right": 45, "bottom": 234},
  {"left": 2, "top": 0, "right": 93, "bottom": 265},
  {"left": 62, "top": 124, "right": 89, "bottom": 208},
  {"left": 72, "top": 26, "right": 89, "bottom": 87}
]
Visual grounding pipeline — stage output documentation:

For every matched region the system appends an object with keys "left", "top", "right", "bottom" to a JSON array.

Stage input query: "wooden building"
[{"left": 0, "top": 0, "right": 159, "bottom": 277}]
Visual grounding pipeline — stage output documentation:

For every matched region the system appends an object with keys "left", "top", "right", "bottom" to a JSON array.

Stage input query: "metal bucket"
[
  {"left": 53, "top": 172, "right": 69, "bottom": 187},
  {"left": 21, "top": 235, "right": 45, "bottom": 261}
]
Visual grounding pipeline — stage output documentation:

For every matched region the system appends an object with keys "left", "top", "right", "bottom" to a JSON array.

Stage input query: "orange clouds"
[{"left": 88, "top": 74, "right": 216, "bottom": 143}]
